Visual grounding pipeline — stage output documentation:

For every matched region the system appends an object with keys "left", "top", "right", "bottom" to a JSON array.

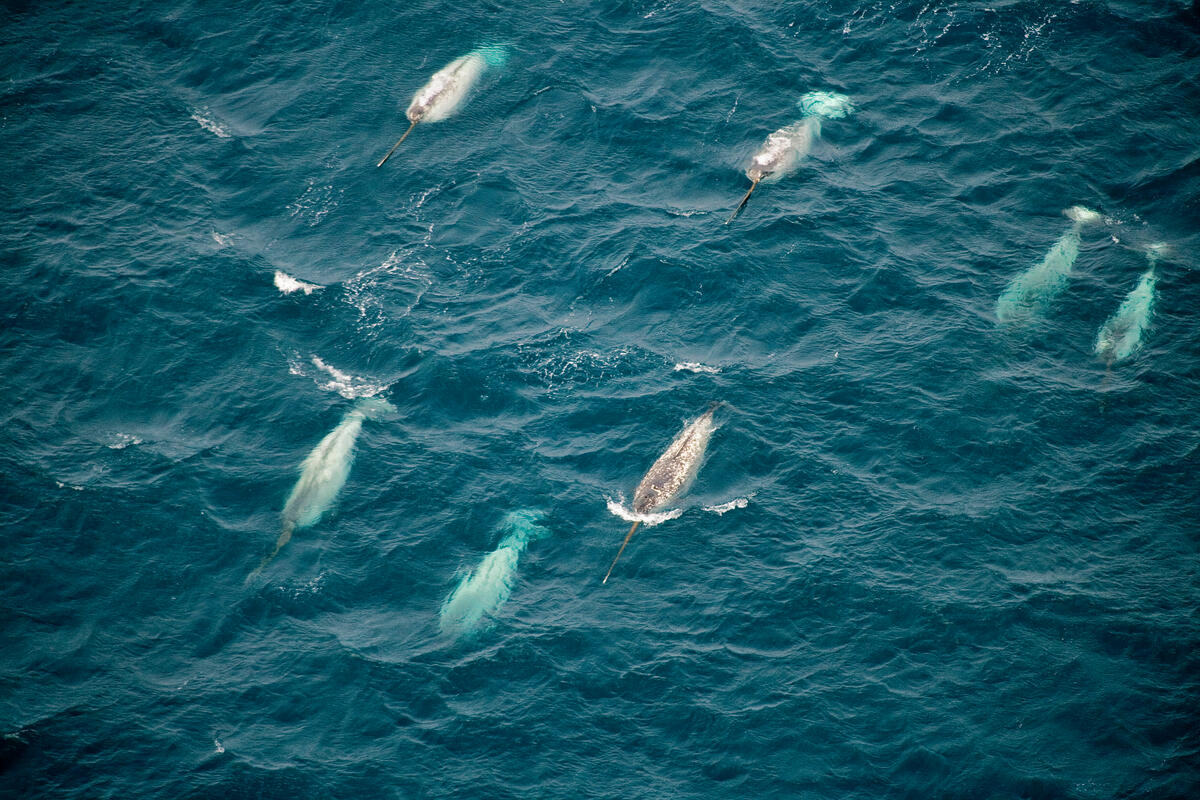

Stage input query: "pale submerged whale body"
[
  {"left": 439, "top": 510, "right": 550, "bottom": 636},
  {"left": 603, "top": 404, "right": 719, "bottom": 584},
  {"left": 377, "top": 45, "right": 509, "bottom": 167},
  {"left": 1094, "top": 243, "right": 1166, "bottom": 365},
  {"left": 995, "top": 206, "right": 1103, "bottom": 324},
  {"left": 726, "top": 91, "right": 854, "bottom": 224},
  {"left": 247, "top": 396, "right": 395, "bottom": 582}
]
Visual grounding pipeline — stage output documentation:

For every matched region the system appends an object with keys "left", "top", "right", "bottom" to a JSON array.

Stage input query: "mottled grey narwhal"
[
  {"left": 603, "top": 404, "right": 719, "bottom": 583},
  {"left": 726, "top": 91, "right": 854, "bottom": 223},
  {"left": 247, "top": 396, "right": 395, "bottom": 582},
  {"left": 995, "top": 206, "right": 1102, "bottom": 323},
  {"left": 377, "top": 46, "right": 509, "bottom": 167},
  {"left": 1094, "top": 242, "right": 1166, "bottom": 365}
]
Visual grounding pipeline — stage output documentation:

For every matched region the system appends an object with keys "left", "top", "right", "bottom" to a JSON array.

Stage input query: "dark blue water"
[{"left": 3, "top": 1, "right": 1199, "bottom": 797}]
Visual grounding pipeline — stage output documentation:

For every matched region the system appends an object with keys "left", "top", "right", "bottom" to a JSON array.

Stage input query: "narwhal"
[
  {"left": 439, "top": 510, "right": 549, "bottom": 636},
  {"left": 726, "top": 90, "right": 854, "bottom": 223},
  {"left": 1094, "top": 243, "right": 1166, "bottom": 365},
  {"left": 603, "top": 404, "right": 719, "bottom": 584},
  {"left": 247, "top": 396, "right": 395, "bottom": 582},
  {"left": 995, "top": 206, "right": 1103, "bottom": 323},
  {"left": 376, "top": 45, "right": 508, "bottom": 167}
]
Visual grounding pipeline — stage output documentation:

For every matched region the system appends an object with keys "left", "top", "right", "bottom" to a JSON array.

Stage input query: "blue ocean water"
[{"left": 3, "top": 0, "right": 1199, "bottom": 797}]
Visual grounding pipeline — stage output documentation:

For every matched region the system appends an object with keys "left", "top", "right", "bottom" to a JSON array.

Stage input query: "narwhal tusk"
[
  {"left": 725, "top": 178, "right": 760, "bottom": 224},
  {"left": 245, "top": 522, "right": 294, "bottom": 585},
  {"left": 1099, "top": 359, "right": 1112, "bottom": 414},
  {"left": 603, "top": 520, "right": 641, "bottom": 584},
  {"left": 377, "top": 119, "right": 418, "bottom": 167}
]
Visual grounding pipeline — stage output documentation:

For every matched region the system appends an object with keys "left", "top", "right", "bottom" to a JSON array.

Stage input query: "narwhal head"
[
  {"left": 1145, "top": 241, "right": 1169, "bottom": 267},
  {"left": 355, "top": 395, "right": 398, "bottom": 420},
  {"left": 472, "top": 44, "right": 510, "bottom": 69},
  {"left": 746, "top": 166, "right": 772, "bottom": 183}
]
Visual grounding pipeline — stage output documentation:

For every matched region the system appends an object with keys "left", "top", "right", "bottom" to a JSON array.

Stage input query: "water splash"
[
  {"left": 190, "top": 108, "right": 231, "bottom": 138},
  {"left": 674, "top": 362, "right": 721, "bottom": 374},
  {"left": 310, "top": 356, "right": 386, "bottom": 400},
  {"left": 703, "top": 497, "right": 750, "bottom": 515},
  {"left": 796, "top": 90, "right": 854, "bottom": 119},
  {"left": 104, "top": 433, "right": 143, "bottom": 450},
  {"left": 605, "top": 498, "right": 683, "bottom": 527},
  {"left": 274, "top": 270, "right": 322, "bottom": 295},
  {"left": 287, "top": 355, "right": 386, "bottom": 400}
]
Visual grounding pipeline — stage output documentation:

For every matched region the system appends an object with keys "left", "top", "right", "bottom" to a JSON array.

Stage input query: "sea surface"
[{"left": 3, "top": 1, "right": 1199, "bottom": 797}]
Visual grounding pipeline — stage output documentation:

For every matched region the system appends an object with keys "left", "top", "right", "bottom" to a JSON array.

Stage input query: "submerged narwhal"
[
  {"left": 1094, "top": 242, "right": 1166, "bottom": 365},
  {"left": 247, "top": 396, "right": 395, "bottom": 582},
  {"left": 377, "top": 45, "right": 508, "bottom": 167},
  {"left": 440, "top": 510, "right": 550, "bottom": 637},
  {"left": 727, "top": 91, "right": 854, "bottom": 223},
  {"left": 995, "top": 206, "right": 1103, "bottom": 323},
  {"left": 603, "top": 404, "right": 719, "bottom": 584}
]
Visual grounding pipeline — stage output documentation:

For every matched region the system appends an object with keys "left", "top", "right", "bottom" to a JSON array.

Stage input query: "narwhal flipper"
[
  {"left": 603, "top": 520, "right": 641, "bottom": 584},
  {"left": 377, "top": 119, "right": 418, "bottom": 167},
  {"left": 726, "top": 179, "right": 760, "bottom": 224}
]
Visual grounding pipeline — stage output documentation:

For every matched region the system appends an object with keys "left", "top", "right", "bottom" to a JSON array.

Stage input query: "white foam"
[
  {"left": 704, "top": 497, "right": 749, "bottom": 515},
  {"left": 105, "top": 433, "right": 143, "bottom": 450},
  {"left": 211, "top": 231, "right": 234, "bottom": 248},
  {"left": 287, "top": 179, "right": 343, "bottom": 227},
  {"left": 310, "top": 356, "right": 385, "bottom": 400},
  {"left": 674, "top": 362, "right": 720, "bottom": 374},
  {"left": 604, "top": 256, "right": 630, "bottom": 277},
  {"left": 725, "top": 94, "right": 740, "bottom": 123},
  {"left": 343, "top": 251, "right": 431, "bottom": 333},
  {"left": 797, "top": 90, "right": 854, "bottom": 119},
  {"left": 1065, "top": 205, "right": 1102, "bottom": 225},
  {"left": 191, "top": 109, "right": 232, "bottom": 139},
  {"left": 274, "top": 270, "right": 322, "bottom": 295},
  {"left": 605, "top": 498, "right": 683, "bottom": 527}
]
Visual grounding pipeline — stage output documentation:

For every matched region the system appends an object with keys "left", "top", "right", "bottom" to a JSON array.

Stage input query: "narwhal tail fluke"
[
  {"left": 726, "top": 179, "right": 760, "bottom": 224},
  {"left": 245, "top": 521, "right": 295, "bottom": 585},
  {"left": 377, "top": 119, "right": 418, "bottom": 167},
  {"left": 603, "top": 520, "right": 641, "bottom": 584}
]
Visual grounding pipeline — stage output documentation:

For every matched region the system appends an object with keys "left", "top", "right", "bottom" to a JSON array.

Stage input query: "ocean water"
[{"left": 2, "top": 0, "right": 1199, "bottom": 797}]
